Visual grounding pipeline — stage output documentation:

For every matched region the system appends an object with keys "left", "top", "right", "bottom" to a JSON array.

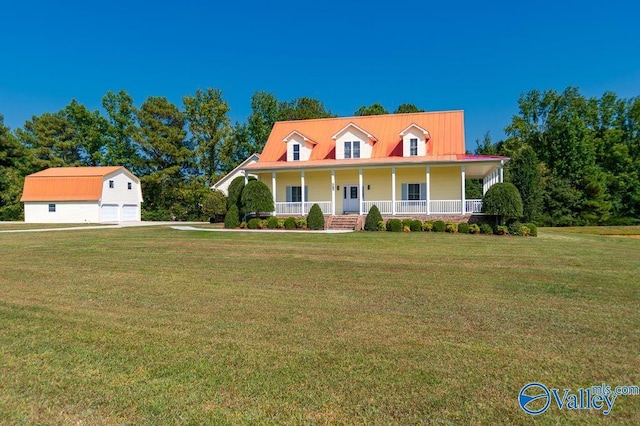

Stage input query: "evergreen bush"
[
  {"left": 224, "top": 204, "right": 240, "bottom": 228},
  {"left": 295, "top": 218, "right": 307, "bottom": 229},
  {"left": 240, "top": 180, "right": 274, "bottom": 216},
  {"left": 458, "top": 222, "right": 469, "bottom": 234},
  {"left": 266, "top": 216, "right": 279, "bottom": 229},
  {"left": 247, "top": 218, "right": 261, "bottom": 229},
  {"left": 402, "top": 218, "right": 413, "bottom": 229},
  {"left": 480, "top": 223, "right": 493, "bottom": 234},
  {"left": 445, "top": 223, "right": 458, "bottom": 233},
  {"left": 508, "top": 221, "right": 523, "bottom": 236},
  {"left": 386, "top": 218, "right": 403, "bottom": 232},
  {"left": 468, "top": 223, "right": 480, "bottom": 234},
  {"left": 526, "top": 222, "right": 538, "bottom": 237},
  {"left": 482, "top": 182, "right": 523, "bottom": 223},
  {"left": 433, "top": 220, "right": 446, "bottom": 232},
  {"left": 364, "top": 205, "right": 383, "bottom": 231},
  {"left": 284, "top": 217, "right": 296, "bottom": 230},
  {"left": 307, "top": 204, "right": 325, "bottom": 230},
  {"left": 410, "top": 220, "right": 422, "bottom": 232}
]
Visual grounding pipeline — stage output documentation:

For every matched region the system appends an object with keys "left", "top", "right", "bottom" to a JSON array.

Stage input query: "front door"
[{"left": 343, "top": 184, "right": 360, "bottom": 213}]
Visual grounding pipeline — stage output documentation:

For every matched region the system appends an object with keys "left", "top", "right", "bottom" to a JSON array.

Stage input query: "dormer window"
[
  {"left": 344, "top": 141, "right": 361, "bottom": 159},
  {"left": 353, "top": 141, "right": 360, "bottom": 158},
  {"left": 399, "top": 123, "right": 430, "bottom": 158},
  {"left": 283, "top": 131, "right": 316, "bottom": 162},
  {"left": 333, "top": 123, "right": 376, "bottom": 160}
]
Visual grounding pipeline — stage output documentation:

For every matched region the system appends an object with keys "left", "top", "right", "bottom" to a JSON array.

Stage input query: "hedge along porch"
[
  {"left": 243, "top": 111, "right": 509, "bottom": 216},
  {"left": 250, "top": 160, "right": 504, "bottom": 216}
]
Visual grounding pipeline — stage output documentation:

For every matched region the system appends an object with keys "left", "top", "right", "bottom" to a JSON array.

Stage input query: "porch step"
[{"left": 328, "top": 215, "right": 359, "bottom": 230}]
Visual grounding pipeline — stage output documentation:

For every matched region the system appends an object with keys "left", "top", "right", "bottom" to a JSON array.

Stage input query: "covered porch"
[{"left": 248, "top": 161, "right": 504, "bottom": 216}]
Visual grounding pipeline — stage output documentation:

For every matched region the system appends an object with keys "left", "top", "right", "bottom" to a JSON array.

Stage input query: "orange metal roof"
[
  {"left": 255, "top": 111, "right": 466, "bottom": 166},
  {"left": 21, "top": 166, "right": 129, "bottom": 202}
]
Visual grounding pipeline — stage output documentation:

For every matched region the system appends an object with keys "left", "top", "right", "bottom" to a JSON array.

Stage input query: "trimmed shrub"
[
  {"left": 295, "top": 218, "right": 307, "bottom": 229},
  {"left": 402, "top": 219, "right": 413, "bottom": 230},
  {"left": 480, "top": 223, "right": 493, "bottom": 234},
  {"left": 386, "top": 218, "right": 403, "bottom": 232},
  {"left": 468, "top": 223, "right": 480, "bottom": 234},
  {"left": 508, "top": 221, "right": 523, "bottom": 236},
  {"left": 377, "top": 221, "right": 385, "bottom": 231},
  {"left": 258, "top": 219, "right": 267, "bottom": 229},
  {"left": 458, "top": 222, "right": 469, "bottom": 234},
  {"left": 403, "top": 225, "right": 411, "bottom": 232},
  {"left": 521, "top": 224, "right": 531, "bottom": 236},
  {"left": 422, "top": 221, "right": 434, "bottom": 232},
  {"left": 224, "top": 204, "right": 240, "bottom": 228},
  {"left": 495, "top": 225, "right": 508, "bottom": 235},
  {"left": 410, "top": 219, "right": 422, "bottom": 232},
  {"left": 526, "top": 222, "right": 538, "bottom": 237},
  {"left": 241, "top": 180, "right": 274, "bottom": 215},
  {"left": 247, "top": 218, "right": 261, "bottom": 229},
  {"left": 239, "top": 221, "right": 247, "bottom": 229},
  {"left": 482, "top": 182, "right": 523, "bottom": 223},
  {"left": 364, "top": 205, "right": 383, "bottom": 231},
  {"left": 227, "top": 176, "right": 255, "bottom": 212},
  {"left": 203, "top": 189, "right": 227, "bottom": 222},
  {"left": 445, "top": 223, "right": 458, "bottom": 233},
  {"left": 307, "top": 204, "right": 325, "bottom": 230},
  {"left": 277, "top": 219, "right": 285, "bottom": 229},
  {"left": 266, "top": 216, "right": 279, "bottom": 229},
  {"left": 284, "top": 216, "right": 296, "bottom": 230},
  {"left": 433, "top": 220, "right": 446, "bottom": 232}
]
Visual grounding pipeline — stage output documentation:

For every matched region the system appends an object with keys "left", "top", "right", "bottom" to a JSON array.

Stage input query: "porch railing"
[
  {"left": 275, "top": 201, "right": 332, "bottom": 215},
  {"left": 396, "top": 200, "right": 427, "bottom": 214},
  {"left": 465, "top": 199, "right": 483, "bottom": 213},
  {"left": 362, "top": 200, "right": 393, "bottom": 214}
]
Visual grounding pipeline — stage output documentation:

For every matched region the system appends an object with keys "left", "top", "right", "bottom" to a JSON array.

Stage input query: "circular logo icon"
[{"left": 519, "top": 382, "right": 551, "bottom": 415}]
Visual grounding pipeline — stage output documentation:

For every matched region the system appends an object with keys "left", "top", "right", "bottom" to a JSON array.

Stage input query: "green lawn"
[
  {"left": 0, "top": 222, "right": 110, "bottom": 230},
  {"left": 0, "top": 227, "right": 638, "bottom": 424}
]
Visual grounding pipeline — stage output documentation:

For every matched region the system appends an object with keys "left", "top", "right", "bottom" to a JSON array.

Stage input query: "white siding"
[
  {"left": 24, "top": 202, "right": 100, "bottom": 223},
  {"left": 285, "top": 134, "right": 313, "bottom": 162},
  {"left": 335, "top": 128, "right": 373, "bottom": 159},
  {"left": 402, "top": 127, "right": 427, "bottom": 157},
  {"left": 101, "top": 170, "right": 143, "bottom": 221}
]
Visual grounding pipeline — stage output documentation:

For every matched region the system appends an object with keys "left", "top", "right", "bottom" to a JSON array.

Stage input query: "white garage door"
[
  {"left": 122, "top": 204, "right": 138, "bottom": 221},
  {"left": 101, "top": 204, "right": 119, "bottom": 222}
]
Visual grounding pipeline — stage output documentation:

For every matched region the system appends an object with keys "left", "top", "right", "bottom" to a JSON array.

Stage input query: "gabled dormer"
[
  {"left": 332, "top": 122, "right": 378, "bottom": 160},
  {"left": 283, "top": 130, "right": 317, "bottom": 162},
  {"left": 399, "top": 123, "right": 430, "bottom": 157}
]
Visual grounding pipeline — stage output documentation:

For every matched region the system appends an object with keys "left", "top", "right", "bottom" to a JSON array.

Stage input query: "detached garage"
[{"left": 21, "top": 166, "right": 143, "bottom": 223}]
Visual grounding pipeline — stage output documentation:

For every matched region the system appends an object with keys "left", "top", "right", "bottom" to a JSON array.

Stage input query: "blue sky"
[{"left": 1, "top": 1, "right": 638, "bottom": 150}]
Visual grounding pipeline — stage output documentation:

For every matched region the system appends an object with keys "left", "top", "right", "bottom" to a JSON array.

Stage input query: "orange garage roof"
[{"left": 21, "top": 166, "right": 126, "bottom": 202}]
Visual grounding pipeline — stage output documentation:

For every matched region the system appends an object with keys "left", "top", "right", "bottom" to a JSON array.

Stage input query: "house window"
[
  {"left": 127, "top": 182, "right": 132, "bottom": 190},
  {"left": 286, "top": 186, "right": 308, "bottom": 202},
  {"left": 410, "top": 138, "right": 418, "bottom": 156},
  {"left": 402, "top": 183, "right": 426, "bottom": 200},
  {"left": 109, "top": 180, "right": 114, "bottom": 188},
  {"left": 353, "top": 141, "right": 360, "bottom": 159},
  {"left": 48, "top": 203, "right": 56, "bottom": 213},
  {"left": 408, "top": 183, "right": 421, "bottom": 200},
  {"left": 344, "top": 141, "right": 352, "bottom": 159},
  {"left": 293, "top": 144, "right": 300, "bottom": 161}
]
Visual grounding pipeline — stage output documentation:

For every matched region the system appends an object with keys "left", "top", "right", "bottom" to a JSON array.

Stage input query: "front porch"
[{"left": 251, "top": 162, "right": 503, "bottom": 217}]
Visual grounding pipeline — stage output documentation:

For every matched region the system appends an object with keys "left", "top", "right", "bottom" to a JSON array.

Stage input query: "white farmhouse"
[{"left": 21, "top": 166, "right": 143, "bottom": 223}]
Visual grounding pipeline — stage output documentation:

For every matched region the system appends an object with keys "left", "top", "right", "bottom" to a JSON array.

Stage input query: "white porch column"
[
  {"left": 391, "top": 167, "right": 396, "bottom": 215},
  {"left": 499, "top": 160, "right": 504, "bottom": 183},
  {"left": 271, "top": 172, "right": 277, "bottom": 215},
  {"left": 300, "top": 171, "right": 305, "bottom": 215},
  {"left": 358, "top": 168, "right": 363, "bottom": 215},
  {"left": 244, "top": 170, "right": 248, "bottom": 185},
  {"left": 426, "top": 166, "right": 431, "bottom": 215},
  {"left": 461, "top": 165, "right": 466, "bottom": 215},
  {"left": 331, "top": 169, "right": 336, "bottom": 216}
]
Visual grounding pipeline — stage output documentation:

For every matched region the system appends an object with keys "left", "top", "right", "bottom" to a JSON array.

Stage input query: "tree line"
[{"left": 1, "top": 86, "right": 638, "bottom": 224}]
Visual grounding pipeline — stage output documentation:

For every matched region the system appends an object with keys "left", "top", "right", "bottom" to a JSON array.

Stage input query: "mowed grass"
[
  {"left": 542, "top": 225, "right": 640, "bottom": 236},
  {"left": 0, "top": 222, "right": 110, "bottom": 230},
  {"left": 0, "top": 227, "right": 638, "bottom": 424}
]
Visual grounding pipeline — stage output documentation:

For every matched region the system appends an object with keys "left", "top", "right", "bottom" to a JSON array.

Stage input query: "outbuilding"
[{"left": 21, "top": 166, "right": 143, "bottom": 223}]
